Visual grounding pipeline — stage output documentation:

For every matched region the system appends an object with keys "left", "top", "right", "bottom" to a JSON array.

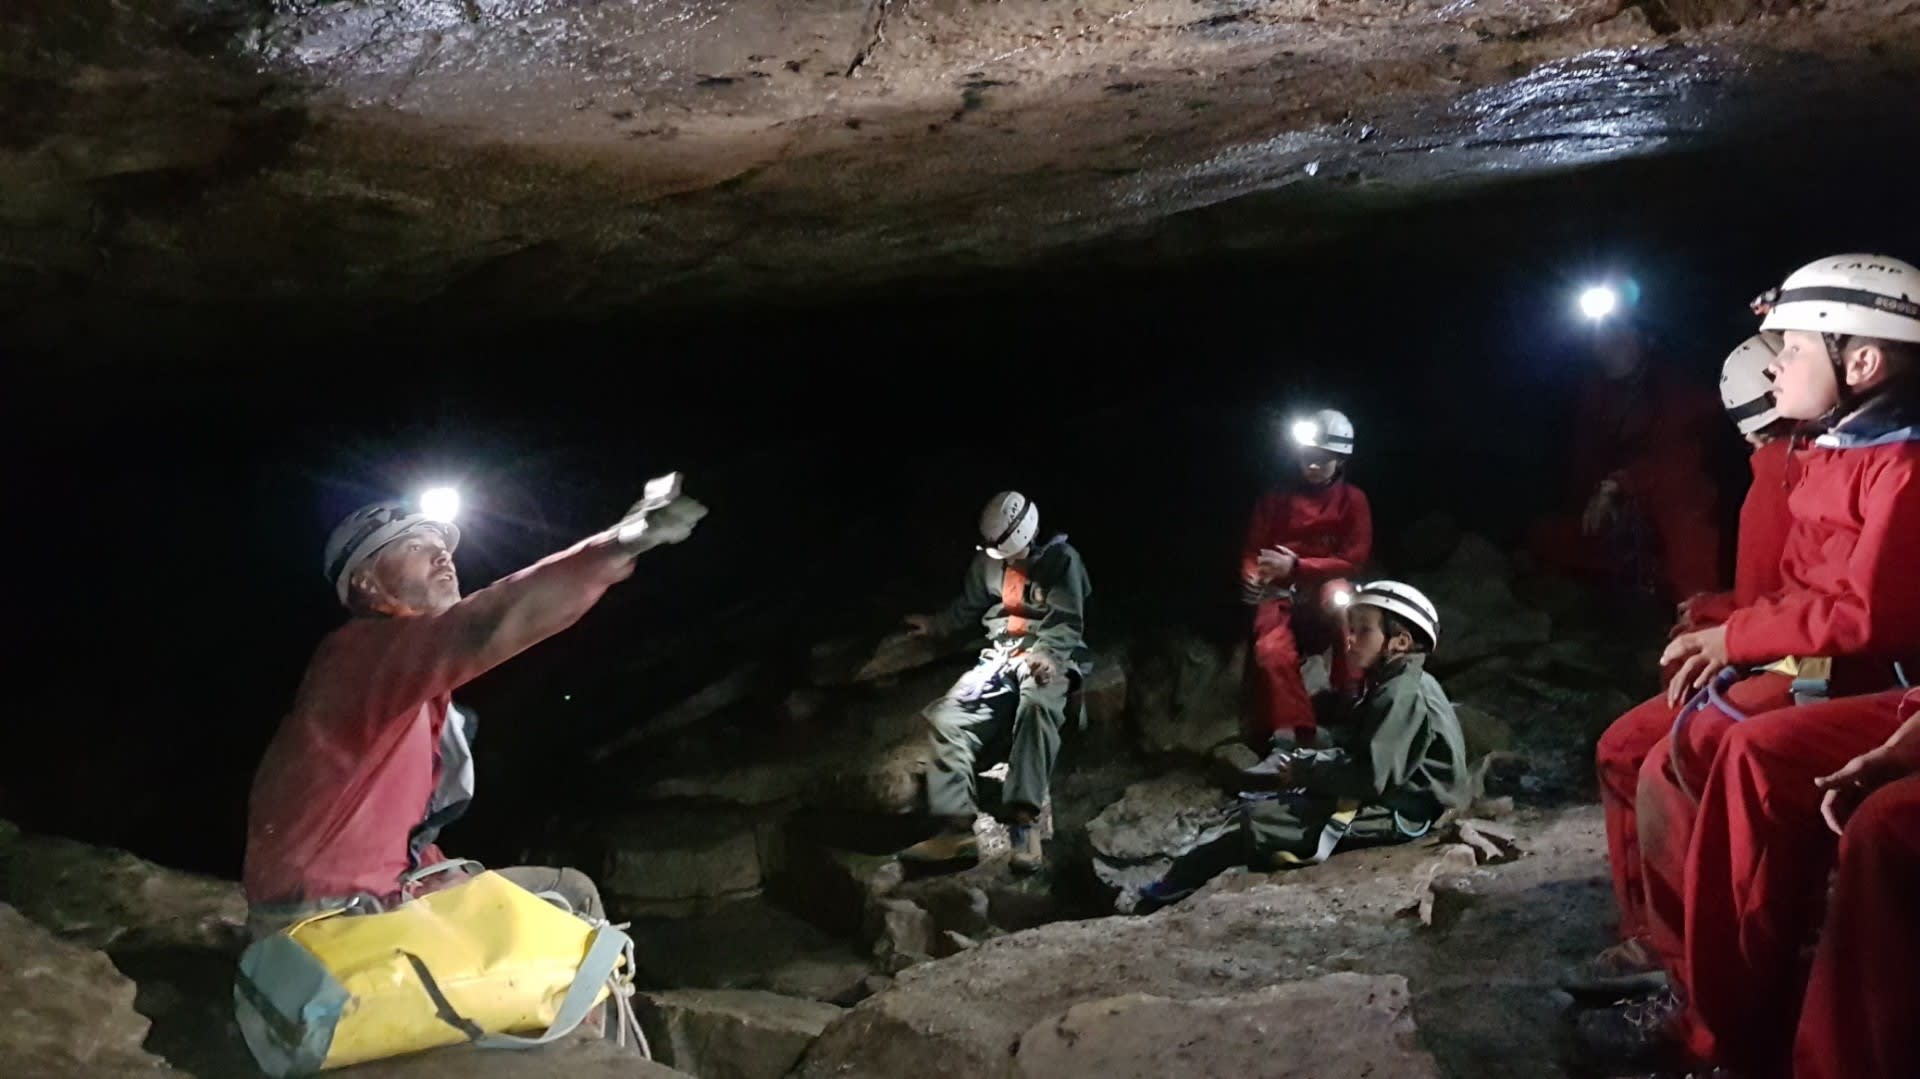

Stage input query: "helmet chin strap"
[{"left": 1813, "top": 333, "right": 1858, "bottom": 430}]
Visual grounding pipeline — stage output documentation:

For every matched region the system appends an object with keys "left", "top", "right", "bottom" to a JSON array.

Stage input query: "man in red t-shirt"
[{"left": 244, "top": 486, "right": 706, "bottom": 936}]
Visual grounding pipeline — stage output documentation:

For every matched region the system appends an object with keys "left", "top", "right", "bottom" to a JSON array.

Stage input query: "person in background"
[
  {"left": 1527, "top": 303, "right": 1723, "bottom": 606},
  {"left": 1241, "top": 408, "right": 1372, "bottom": 750}
]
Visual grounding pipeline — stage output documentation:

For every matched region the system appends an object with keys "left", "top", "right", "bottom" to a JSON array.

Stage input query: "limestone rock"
[
  {"left": 1011, "top": 975, "right": 1441, "bottom": 1078},
  {"left": 1127, "top": 635, "right": 1245, "bottom": 758},
  {"left": 867, "top": 897, "right": 936, "bottom": 966},
  {"left": 1454, "top": 701, "right": 1513, "bottom": 762},
  {"left": 0, "top": 902, "right": 183, "bottom": 1078},
  {"left": 623, "top": 898, "right": 873, "bottom": 1004},
  {"left": 1086, "top": 773, "right": 1237, "bottom": 911},
  {"left": 601, "top": 810, "right": 773, "bottom": 917},
  {"left": 636, "top": 989, "right": 843, "bottom": 1079},
  {"left": 0, "top": 822, "right": 245, "bottom": 952},
  {"left": 1422, "top": 535, "right": 1553, "bottom": 672}
]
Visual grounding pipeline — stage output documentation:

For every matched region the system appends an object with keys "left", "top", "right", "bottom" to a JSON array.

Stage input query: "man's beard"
[{"left": 398, "top": 576, "right": 461, "bottom": 614}]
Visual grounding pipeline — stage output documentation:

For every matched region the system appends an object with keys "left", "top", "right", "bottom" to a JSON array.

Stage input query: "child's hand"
[
  {"left": 1816, "top": 714, "right": 1920, "bottom": 835},
  {"left": 1660, "top": 625, "right": 1730, "bottom": 705},
  {"left": 1257, "top": 548, "right": 1297, "bottom": 582}
]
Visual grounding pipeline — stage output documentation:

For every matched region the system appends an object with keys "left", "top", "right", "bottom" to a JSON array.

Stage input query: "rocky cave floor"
[{"left": 2, "top": 526, "right": 1681, "bottom": 1079}]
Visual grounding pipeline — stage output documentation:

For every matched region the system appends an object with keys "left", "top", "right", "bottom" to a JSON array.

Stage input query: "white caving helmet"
[
  {"left": 323, "top": 501, "right": 461, "bottom": 607},
  {"left": 1719, "top": 333, "right": 1783, "bottom": 435},
  {"left": 1289, "top": 408, "right": 1356, "bottom": 456},
  {"left": 1351, "top": 579, "right": 1440, "bottom": 650},
  {"left": 978, "top": 491, "right": 1039, "bottom": 561},
  {"left": 1757, "top": 254, "right": 1920, "bottom": 344}
]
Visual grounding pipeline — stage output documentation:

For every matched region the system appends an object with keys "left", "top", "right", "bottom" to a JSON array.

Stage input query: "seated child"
[{"left": 1138, "top": 580, "right": 1471, "bottom": 909}]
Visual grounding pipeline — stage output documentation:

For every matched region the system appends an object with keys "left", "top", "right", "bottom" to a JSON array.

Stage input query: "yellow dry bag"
[{"left": 234, "top": 862, "right": 641, "bottom": 1076}]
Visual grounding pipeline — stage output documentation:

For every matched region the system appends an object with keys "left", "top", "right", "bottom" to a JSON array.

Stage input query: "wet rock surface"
[{"left": 5, "top": 0, "right": 1919, "bottom": 349}]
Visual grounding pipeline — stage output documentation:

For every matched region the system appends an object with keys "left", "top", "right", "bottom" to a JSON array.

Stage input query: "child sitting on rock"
[{"left": 1138, "top": 580, "right": 1471, "bottom": 910}]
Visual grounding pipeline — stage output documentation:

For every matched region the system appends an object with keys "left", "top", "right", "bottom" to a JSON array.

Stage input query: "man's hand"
[
  {"left": 1256, "top": 548, "right": 1297, "bottom": 584},
  {"left": 616, "top": 496, "right": 708, "bottom": 553},
  {"left": 1581, "top": 479, "right": 1621, "bottom": 538},
  {"left": 1816, "top": 717, "right": 1920, "bottom": 836},
  {"left": 1661, "top": 624, "right": 1731, "bottom": 706},
  {"left": 903, "top": 614, "right": 937, "bottom": 639},
  {"left": 1025, "top": 652, "right": 1059, "bottom": 687}
]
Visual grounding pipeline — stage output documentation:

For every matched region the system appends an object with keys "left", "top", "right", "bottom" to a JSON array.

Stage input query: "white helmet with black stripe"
[
  {"left": 1289, "top": 409, "right": 1356, "bottom": 456},
  {"left": 979, "top": 491, "right": 1038, "bottom": 560},
  {"left": 1352, "top": 579, "right": 1440, "bottom": 650},
  {"left": 1719, "top": 333, "right": 1783, "bottom": 435},
  {"left": 1756, "top": 255, "right": 1920, "bottom": 343}
]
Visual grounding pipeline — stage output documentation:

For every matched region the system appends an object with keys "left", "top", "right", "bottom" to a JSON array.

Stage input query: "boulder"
[
  {"left": 601, "top": 810, "right": 775, "bottom": 918},
  {"left": 1453, "top": 702, "right": 1513, "bottom": 761},
  {"left": 797, "top": 806, "right": 1618, "bottom": 1079},
  {"left": 636, "top": 989, "right": 843, "bottom": 1079},
  {"left": 0, "top": 821, "right": 245, "bottom": 951},
  {"left": 623, "top": 898, "right": 874, "bottom": 1004},
  {"left": 1126, "top": 635, "right": 1245, "bottom": 758},
  {"left": 1421, "top": 535, "right": 1553, "bottom": 672},
  {"left": 0, "top": 902, "right": 185, "bottom": 1078},
  {"left": 1011, "top": 976, "right": 1441, "bottom": 1078},
  {"left": 895, "top": 868, "right": 1064, "bottom": 934},
  {"left": 1085, "top": 774, "right": 1238, "bottom": 912},
  {"left": 867, "top": 897, "right": 936, "bottom": 968}
]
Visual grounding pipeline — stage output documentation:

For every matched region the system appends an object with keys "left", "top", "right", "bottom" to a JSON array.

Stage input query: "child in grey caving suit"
[
  {"left": 1139, "top": 580, "right": 1468, "bottom": 908},
  {"left": 898, "top": 491, "right": 1091, "bottom": 874}
]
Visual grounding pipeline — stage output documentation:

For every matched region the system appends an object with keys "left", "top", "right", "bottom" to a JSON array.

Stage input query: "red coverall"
[
  {"left": 1595, "top": 436, "right": 1797, "bottom": 942},
  {"left": 1674, "top": 689, "right": 1917, "bottom": 1078},
  {"left": 245, "top": 536, "right": 636, "bottom": 908},
  {"left": 1631, "top": 427, "right": 1920, "bottom": 975},
  {"left": 1530, "top": 366, "right": 1723, "bottom": 602},
  {"left": 1242, "top": 480, "right": 1371, "bottom": 744},
  {"left": 1795, "top": 770, "right": 1920, "bottom": 1079}
]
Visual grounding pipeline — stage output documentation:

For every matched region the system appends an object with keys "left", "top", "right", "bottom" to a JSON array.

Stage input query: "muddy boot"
[
  {"left": 1008, "top": 821, "right": 1044, "bottom": 874},
  {"left": 899, "top": 825, "right": 980, "bottom": 870},
  {"left": 1560, "top": 937, "right": 1670, "bottom": 1001},
  {"left": 1572, "top": 989, "right": 1684, "bottom": 1069}
]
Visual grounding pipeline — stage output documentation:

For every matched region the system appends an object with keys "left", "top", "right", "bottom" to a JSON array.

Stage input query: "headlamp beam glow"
[
  {"left": 419, "top": 486, "right": 461, "bottom": 524},
  {"left": 1290, "top": 419, "right": 1321, "bottom": 447},
  {"left": 1330, "top": 588, "right": 1353, "bottom": 609},
  {"left": 1578, "top": 285, "right": 1620, "bottom": 322}
]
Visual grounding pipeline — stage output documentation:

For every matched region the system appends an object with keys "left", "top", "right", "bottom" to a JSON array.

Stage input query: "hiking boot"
[
  {"left": 898, "top": 831, "right": 980, "bottom": 866},
  {"left": 1008, "top": 822, "right": 1045, "bottom": 874},
  {"left": 1561, "top": 938, "right": 1671, "bottom": 1000},
  {"left": 1573, "top": 989, "right": 1685, "bottom": 1068}
]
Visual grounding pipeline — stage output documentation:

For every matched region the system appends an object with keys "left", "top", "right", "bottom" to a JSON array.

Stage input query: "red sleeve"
[
  {"left": 1685, "top": 591, "right": 1738, "bottom": 628},
  {"left": 1241, "top": 494, "right": 1280, "bottom": 581},
  {"left": 347, "top": 535, "right": 637, "bottom": 729},
  {"left": 1295, "top": 486, "right": 1372, "bottom": 580},
  {"left": 1726, "top": 451, "right": 1920, "bottom": 663},
  {"left": 1732, "top": 439, "right": 1796, "bottom": 608}
]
